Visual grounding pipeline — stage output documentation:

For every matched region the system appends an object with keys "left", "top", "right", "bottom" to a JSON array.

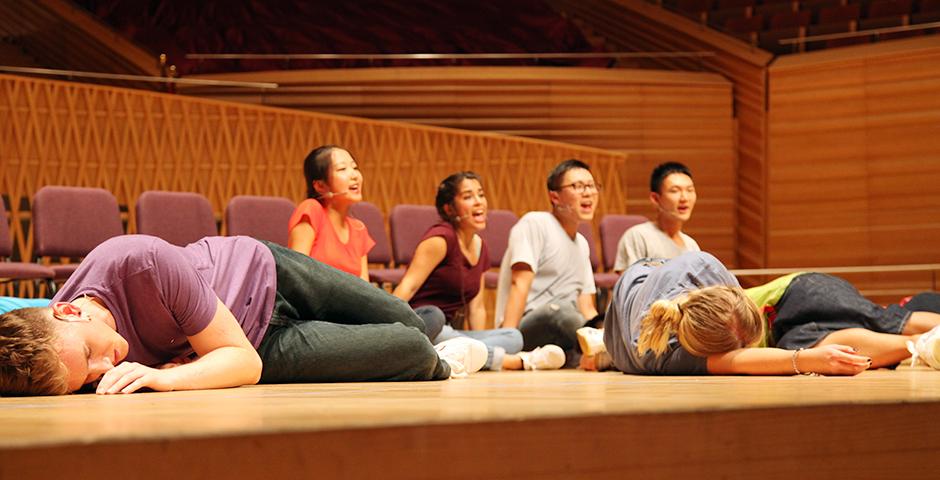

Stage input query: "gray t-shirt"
[
  {"left": 603, "top": 251, "right": 737, "bottom": 375},
  {"left": 53, "top": 235, "right": 277, "bottom": 366},
  {"left": 495, "top": 211, "right": 595, "bottom": 326},
  {"left": 613, "top": 221, "right": 700, "bottom": 272}
]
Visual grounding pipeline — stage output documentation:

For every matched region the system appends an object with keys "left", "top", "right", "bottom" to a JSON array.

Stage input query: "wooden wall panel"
[
  {"left": 767, "top": 37, "right": 940, "bottom": 295},
  {"left": 0, "top": 73, "right": 626, "bottom": 267},
  {"left": 185, "top": 66, "right": 739, "bottom": 265},
  {"left": 548, "top": 0, "right": 772, "bottom": 269}
]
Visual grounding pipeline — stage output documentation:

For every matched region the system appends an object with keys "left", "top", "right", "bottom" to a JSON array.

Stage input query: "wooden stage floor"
[{"left": 3, "top": 368, "right": 940, "bottom": 479}]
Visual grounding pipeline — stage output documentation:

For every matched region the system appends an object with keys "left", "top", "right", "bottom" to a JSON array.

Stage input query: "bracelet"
[{"left": 791, "top": 348, "right": 819, "bottom": 376}]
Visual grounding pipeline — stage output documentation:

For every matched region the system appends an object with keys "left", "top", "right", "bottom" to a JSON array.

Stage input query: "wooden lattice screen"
[{"left": 0, "top": 73, "right": 627, "bottom": 270}]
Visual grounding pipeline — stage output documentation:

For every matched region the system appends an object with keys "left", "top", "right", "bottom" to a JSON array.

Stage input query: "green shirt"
[{"left": 744, "top": 272, "right": 804, "bottom": 346}]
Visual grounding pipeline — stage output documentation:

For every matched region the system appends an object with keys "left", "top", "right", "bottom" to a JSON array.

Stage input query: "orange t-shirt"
[{"left": 287, "top": 199, "right": 376, "bottom": 277}]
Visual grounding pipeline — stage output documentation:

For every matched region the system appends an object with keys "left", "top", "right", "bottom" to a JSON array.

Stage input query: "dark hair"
[
  {"left": 303, "top": 145, "right": 347, "bottom": 200},
  {"left": 650, "top": 162, "right": 693, "bottom": 193},
  {"left": 435, "top": 171, "right": 483, "bottom": 225},
  {"left": 546, "top": 159, "right": 591, "bottom": 192}
]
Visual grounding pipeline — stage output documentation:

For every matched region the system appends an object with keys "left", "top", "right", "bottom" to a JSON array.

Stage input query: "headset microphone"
[{"left": 324, "top": 190, "right": 349, "bottom": 199}]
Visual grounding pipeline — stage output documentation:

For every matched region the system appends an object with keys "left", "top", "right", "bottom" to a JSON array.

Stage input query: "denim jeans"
[
  {"left": 519, "top": 301, "right": 585, "bottom": 368},
  {"left": 773, "top": 273, "right": 910, "bottom": 349},
  {"left": 256, "top": 242, "right": 450, "bottom": 382}
]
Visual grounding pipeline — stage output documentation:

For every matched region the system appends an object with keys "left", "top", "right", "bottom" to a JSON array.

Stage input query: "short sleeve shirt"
[
  {"left": 287, "top": 199, "right": 375, "bottom": 277},
  {"left": 53, "top": 235, "right": 277, "bottom": 366},
  {"left": 494, "top": 211, "right": 596, "bottom": 326},
  {"left": 603, "top": 251, "right": 737, "bottom": 375},
  {"left": 613, "top": 221, "right": 700, "bottom": 272}
]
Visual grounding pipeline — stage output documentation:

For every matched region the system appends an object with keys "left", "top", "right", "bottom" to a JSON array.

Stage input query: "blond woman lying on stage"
[
  {"left": 582, "top": 251, "right": 940, "bottom": 375},
  {"left": 0, "top": 235, "right": 487, "bottom": 396}
]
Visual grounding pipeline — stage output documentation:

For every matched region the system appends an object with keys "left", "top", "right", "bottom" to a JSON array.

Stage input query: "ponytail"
[{"left": 637, "top": 299, "right": 684, "bottom": 356}]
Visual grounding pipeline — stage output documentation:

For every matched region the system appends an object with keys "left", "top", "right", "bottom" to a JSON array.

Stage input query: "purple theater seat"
[
  {"left": 577, "top": 222, "right": 619, "bottom": 290},
  {"left": 225, "top": 195, "right": 295, "bottom": 247},
  {"left": 136, "top": 191, "right": 217, "bottom": 247},
  {"left": 0, "top": 199, "right": 54, "bottom": 282},
  {"left": 599, "top": 214, "right": 649, "bottom": 272},
  {"left": 389, "top": 204, "right": 440, "bottom": 267},
  {"left": 349, "top": 201, "right": 405, "bottom": 285},
  {"left": 480, "top": 209, "right": 519, "bottom": 289},
  {"left": 32, "top": 186, "right": 124, "bottom": 280}
]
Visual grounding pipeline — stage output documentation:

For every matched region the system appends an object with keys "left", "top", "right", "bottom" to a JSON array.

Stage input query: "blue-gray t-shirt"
[{"left": 603, "top": 251, "right": 739, "bottom": 375}]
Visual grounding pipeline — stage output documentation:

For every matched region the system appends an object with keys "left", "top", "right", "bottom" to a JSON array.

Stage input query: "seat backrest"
[
  {"left": 577, "top": 222, "right": 600, "bottom": 271},
  {"left": 349, "top": 201, "right": 392, "bottom": 265},
  {"left": 0, "top": 199, "right": 12, "bottom": 257},
  {"left": 32, "top": 186, "right": 124, "bottom": 258},
  {"left": 136, "top": 191, "right": 217, "bottom": 247},
  {"left": 479, "top": 209, "right": 518, "bottom": 268},
  {"left": 225, "top": 195, "right": 295, "bottom": 246},
  {"left": 599, "top": 214, "right": 649, "bottom": 271},
  {"left": 389, "top": 204, "right": 439, "bottom": 265}
]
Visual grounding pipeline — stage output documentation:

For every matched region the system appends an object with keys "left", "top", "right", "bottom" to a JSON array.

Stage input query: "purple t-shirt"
[
  {"left": 53, "top": 235, "right": 277, "bottom": 366},
  {"left": 409, "top": 223, "right": 490, "bottom": 323}
]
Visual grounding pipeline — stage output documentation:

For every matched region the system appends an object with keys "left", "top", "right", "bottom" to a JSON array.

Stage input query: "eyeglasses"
[{"left": 557, "top": 182, "right": 602, "bottom": 194}]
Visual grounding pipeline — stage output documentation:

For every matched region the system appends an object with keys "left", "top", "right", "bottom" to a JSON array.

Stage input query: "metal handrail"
[
  {"left": 0, "top": 66, "right": 279, "bottom": 89},
  {"left": 185, "top": 51, "right": 716, "bottom": 61},
  {"left": 779, "top": 21, "right": 940, "bottom": 45}
]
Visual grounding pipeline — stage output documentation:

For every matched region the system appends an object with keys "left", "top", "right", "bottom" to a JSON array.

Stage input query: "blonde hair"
[
  {"left": 0, "top": 307, "right": 69, "bottom": 396},
  {"left": 637, "top": 286, "right": 764, "bottom": 358}
]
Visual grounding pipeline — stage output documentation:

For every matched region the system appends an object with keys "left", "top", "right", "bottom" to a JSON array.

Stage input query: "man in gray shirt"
[
  {"left": 496, "top": 159, "right": 600, "bottom": 367},
  {"left": 614, "top": 162, "right": 700, "bottom": 272}
]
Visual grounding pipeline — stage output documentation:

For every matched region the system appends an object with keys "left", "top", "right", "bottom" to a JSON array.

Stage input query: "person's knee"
[
  {"left": 414, "top": 305, "right": 445, "bottom": 339},
  {"left": 386, "top": 297, "right": 426, "bottom": 331},
  {"left": 500, "top": 329, "right": 524, "bottom": 353},
  {"left": 518, "top": 303, "right": 582, "bottom": 351}
]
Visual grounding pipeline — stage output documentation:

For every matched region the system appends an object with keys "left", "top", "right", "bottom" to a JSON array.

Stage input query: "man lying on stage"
[
  {"left": 591, "top": 251, "right": 940, "bottom": 375},
  {"left": 0, "top": 235, "right": 487, "bottom": 396}
]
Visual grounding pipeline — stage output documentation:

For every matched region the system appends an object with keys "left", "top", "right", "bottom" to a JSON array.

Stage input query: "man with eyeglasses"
[
  {"left": 613, "top": 161, "right": 700, "bottom": 273},
  {"left": 495, "top": 159, "right": 601, "bottom": 368}
]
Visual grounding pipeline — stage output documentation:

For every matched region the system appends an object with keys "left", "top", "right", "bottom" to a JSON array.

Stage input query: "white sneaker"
[
  {"left": 577, "top": 326, "right": 606, "bottom": 356},
  {"left": 435, "top": 337, "right": 488, "bottom": 378},
  {"left": 908, "top": 325, "right": 940, "bottom": 369},
  {"left": 518, "top": 345, "right": 566, "bottom": 371}
]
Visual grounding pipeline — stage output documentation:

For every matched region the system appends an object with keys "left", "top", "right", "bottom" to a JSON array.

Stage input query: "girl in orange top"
[{"left": 288, "top": 145, "right": 375, "bottom": 281}]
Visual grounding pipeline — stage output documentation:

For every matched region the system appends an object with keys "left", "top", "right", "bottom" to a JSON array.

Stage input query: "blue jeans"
[
  {"left": 256, "top": 243, "right": 450, "bottom": 382},
  {"left": 415, "top": 305, "right": 523, "bottom": 371},
  {"left": 519, "top": 301, "right": 585, "bottom": 368}
]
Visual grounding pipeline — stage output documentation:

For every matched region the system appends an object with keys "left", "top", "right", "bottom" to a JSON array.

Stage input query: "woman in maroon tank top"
[{"left": 392, "top": 172, "right": 565, "bottom": 371}]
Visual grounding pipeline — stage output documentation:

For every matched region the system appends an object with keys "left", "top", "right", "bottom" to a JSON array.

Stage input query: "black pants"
[{"left": 256, "top": 242, "right": 450, "bottom": 382}]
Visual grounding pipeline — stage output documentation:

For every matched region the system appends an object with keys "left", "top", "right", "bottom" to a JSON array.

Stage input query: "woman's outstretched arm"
[{"left": 706, "top": 344, "right": 871, "bottom": 376}]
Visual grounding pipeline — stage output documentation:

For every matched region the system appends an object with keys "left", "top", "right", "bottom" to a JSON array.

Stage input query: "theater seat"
[
  {"left": 0, "top": 199, "right": 55, "bottom": 287},
  {"left": 225, "top": 195, "right": 295, "bottom": 246},
  {"left": 32, "top": 186, "right": 124, "bottom": 281},
  {"left": 136, "top": 191, "right": 217, "bottom": 247},
  {"left": 480, "top": 209, "right": 518, "bottom": 289},
  {"left": 349, "top": 201, "right": 405, "bottom": 286}
]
